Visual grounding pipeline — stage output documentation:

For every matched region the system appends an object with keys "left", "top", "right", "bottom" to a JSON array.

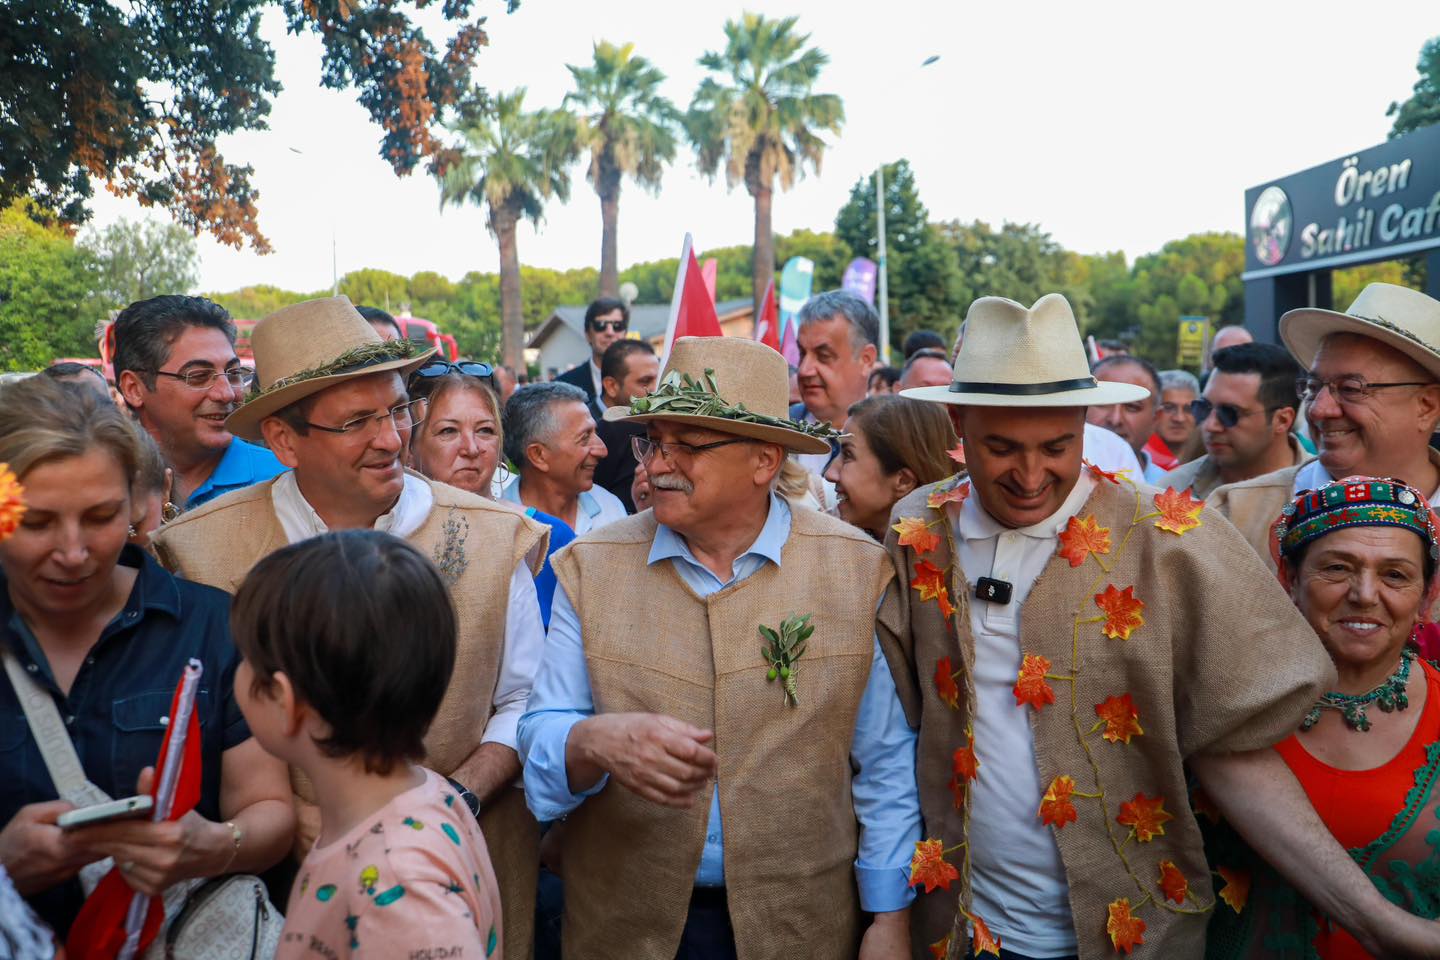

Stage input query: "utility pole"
[{"left": 875, "top": 162, "right": 889, "bottom": 364}]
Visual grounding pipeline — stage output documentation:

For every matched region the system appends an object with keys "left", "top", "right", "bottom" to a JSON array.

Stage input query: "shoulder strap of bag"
[{"left": 1, "top": 646, "right": 110, "bottom": 807}]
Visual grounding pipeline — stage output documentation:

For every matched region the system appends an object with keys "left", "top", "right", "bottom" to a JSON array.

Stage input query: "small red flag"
[
  {"left": 755, "top": 279, "right": 781, "bottom": 353},
  {"left": 660, "top": 235, "right": 724, "bottom": 365}
]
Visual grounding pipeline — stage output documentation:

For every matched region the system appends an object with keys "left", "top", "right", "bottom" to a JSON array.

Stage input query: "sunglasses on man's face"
[
  {"left": 1190, "top": 397, "right": 1261, "bottom": 430},
  {"left": 589, "top": 319, "right": 628, "bottom": 333}
]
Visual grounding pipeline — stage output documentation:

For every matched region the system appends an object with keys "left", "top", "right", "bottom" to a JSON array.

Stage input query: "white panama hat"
[
  {"left": 1279, "top": 282, "right": 1440, "bottom": 381},
  {"left": 901, "top": 293, "right": 1150, "bottom": 407}
]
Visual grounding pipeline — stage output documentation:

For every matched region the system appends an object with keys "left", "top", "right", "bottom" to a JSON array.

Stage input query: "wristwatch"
[{"left": 446, "top": 777, "right": 482, "bottom": 820}]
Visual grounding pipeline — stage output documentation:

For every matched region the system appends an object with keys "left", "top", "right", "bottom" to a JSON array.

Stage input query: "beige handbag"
[{"left": 2, "top": 650, "right": 282, "bottom": 959}]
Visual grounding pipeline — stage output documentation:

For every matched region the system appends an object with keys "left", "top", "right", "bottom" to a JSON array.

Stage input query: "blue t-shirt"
[
  {"left": 523, "top": 508, "right": 574, "bottom": 629},
  {"left": 187, "top": 437, "right": 287, "bottom": 509},
  {"left": 0, "top": 547, "right": 248, "bottom": 934}
]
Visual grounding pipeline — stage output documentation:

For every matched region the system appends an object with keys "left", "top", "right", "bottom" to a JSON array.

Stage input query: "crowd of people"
[{"left": 2, "top": 280, "right": 1440, "bottom": 960}]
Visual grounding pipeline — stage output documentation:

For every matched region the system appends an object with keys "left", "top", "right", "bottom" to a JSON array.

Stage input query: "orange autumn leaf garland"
[
  {"left": 1094, "top": 585, "right": 1146, "bottom": 640},
  {"left": 1057, "top": 513, "right": 1112, "bottom": 568},
  {"left": 928, "top": 937, "right": 950, "bottom": 960},
  {"left": 1158, "top": 860, "right": 1189, "bottom": 905},
  {"left": 1094, "top": 693, "right": 1144, "bottom": 744},
  {"left": 894, "top": 516, "right": 942, "bottom": 555},
  {"left": 1086, "top": 459, "right": 1123, "bottom": 485},
  {"left": 1117, "top": 793, "right": 1173, "bottom": 843},
  {"left": 952, "top": 732, "right": 980, "bottom": 784},
  {"left": 1013, "top": 654, "right": 1056, "bottom": 710},
  {"left": 1038, "top": 774, "right": 1078, "bottom": 828},
  {"left": 969, "top": 913, "right": 1002, "bottom": 956},
  {"left": 1153, "top": 486, "right": 1204, "bottom": 535},
  {"left": 927, "top": 479, "right": 969, "bottom": 509},
  {"left": 1217, "top": 866, "right": 1251, "bottom": 913},
  {"left": 1106, "top": 898, "right": 1147, "bottom": 954},
  {"left": 934, "top": 656, "right": 960, "bottom": 709},
  {"left": 912, "top": 560, "right": 956, "bottom": 619},
  {"left": 908, "top": 838, "right": 960, "bottom": 893}
]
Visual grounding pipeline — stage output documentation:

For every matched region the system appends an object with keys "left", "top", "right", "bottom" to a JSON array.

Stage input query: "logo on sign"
[{"left": 1249, "top": 186, "right": 1293, "bottom": 267}]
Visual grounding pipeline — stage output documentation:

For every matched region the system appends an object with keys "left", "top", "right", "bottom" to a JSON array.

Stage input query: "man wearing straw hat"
[
  {"left": 888, "top": 293, "right": 1440, "bottom": 958},
  {"left": 518, "top": 335, "right": 921, "bottom": 960},
  {"left": 1211, "top": 283, "right": 1440, "bottom": 574},
  {"left": 152, "top": 296, "right": 550, "bottom": 958}
]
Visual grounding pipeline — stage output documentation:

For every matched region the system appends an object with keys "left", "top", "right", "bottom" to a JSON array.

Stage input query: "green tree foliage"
[
  {"left": 0, "top": 203, "right": 101, "bottom": 370},
  {"left": 566, "top": 41, "right": 681, "bottom": 297},
  {"left": 436, "top": 88, "right": 578, "bottom": 369},
  {"left": 836, "top": 161, "right": 965, "bottom": 344},
  {"left": 1, "top": 0, "right": 513, "bottom": 250},
  {"left": 206, "top": 284, "right": 311, "bottom": 319},
  {"left": 1081, "top": 232, "right": 1245, "bottom": 364},
  {"left": 686, "top": 13, "right": 843, "bottom": 312},
  {"left": 80, "top": 218, "right": 200, "bottom": 311},
  {"left": 1388, "top": 36, "right": 1440, "bottom": 138}
]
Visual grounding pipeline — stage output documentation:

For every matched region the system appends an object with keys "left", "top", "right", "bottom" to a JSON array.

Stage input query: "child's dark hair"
[{"left": 231, "top": 530, "right": 457, "bottom": 774}]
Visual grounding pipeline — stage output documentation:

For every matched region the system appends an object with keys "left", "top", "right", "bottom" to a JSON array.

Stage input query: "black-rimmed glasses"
[
  {"left": 301, "top": 398, "right": 428, "bottom": 438},
  {"left": 631, "top": 435, "right": 754, "bottom": 464},
  {"left": 152, "top": 366, "right": 254, "bottom": 390},
  {"left": 412, "top": 359, "right": 494, "bottom": 382},
  {"left": 1296, "top": 375, "right": 1432, "bottom": 405}
]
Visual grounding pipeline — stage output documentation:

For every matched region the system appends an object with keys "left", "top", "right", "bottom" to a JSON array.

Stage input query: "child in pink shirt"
[{"left": 230, "top": 531, "right": 502, "bottom": 959}]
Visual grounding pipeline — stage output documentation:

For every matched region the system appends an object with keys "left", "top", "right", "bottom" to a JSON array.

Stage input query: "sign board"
[
  {"left": 1177, "top": 317, "right": 1208, "bottom": 367},
  {"left": 1243, "top": 123, "right": 1440, "bottom": 280}
]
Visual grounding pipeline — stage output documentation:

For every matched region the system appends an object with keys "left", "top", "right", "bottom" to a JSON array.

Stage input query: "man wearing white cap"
[
  {"left": 886, "top": 293, "right": 1439, "bottom": 958},
  {"left": 1211, "top": 283, "right": 1440, "bottom": 572},
  {"left": 152, "top": 296, "right": 550, "bottom": 958}
]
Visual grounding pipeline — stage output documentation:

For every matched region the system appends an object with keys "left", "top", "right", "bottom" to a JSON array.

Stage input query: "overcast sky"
[{"left": 86, "top": 1, "right": 1436, "bottom": 295}]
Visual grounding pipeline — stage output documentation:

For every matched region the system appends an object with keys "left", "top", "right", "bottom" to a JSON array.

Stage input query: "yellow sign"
[{"left": 1177, "top": 317, "right": 1209, "bottom": 367}]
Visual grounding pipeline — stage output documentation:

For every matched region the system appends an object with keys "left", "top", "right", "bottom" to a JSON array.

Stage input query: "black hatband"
[{"left": 948, "top": 376, "right": 1097, "bottom": 396}]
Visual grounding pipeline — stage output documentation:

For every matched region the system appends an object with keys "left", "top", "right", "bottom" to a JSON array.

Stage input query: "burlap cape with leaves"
[{"left": 877, "top": 470, "right": 1334, "bottom": 959}]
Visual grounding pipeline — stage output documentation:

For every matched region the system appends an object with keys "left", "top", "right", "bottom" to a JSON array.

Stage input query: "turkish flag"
[
  {"left": 660, "top": 235, "right": 723, "bottom": 366},
  {"left": 755, "top": 279, "right": 781, "bottom": 353},
  {"left": 67, "top": 665, "right": 205, "bottom": 960}
]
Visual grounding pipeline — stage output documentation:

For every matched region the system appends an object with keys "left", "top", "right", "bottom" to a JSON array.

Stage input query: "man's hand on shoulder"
[{"left": 568, "top": 712, "right": 717, "bottom": 808}]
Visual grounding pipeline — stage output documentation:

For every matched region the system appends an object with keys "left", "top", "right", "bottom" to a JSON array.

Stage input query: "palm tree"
[
  {"left": 686, "top": 14, "right": 843, "bottom": 312},
  {"left": 566, "top": 41, "right": 680, "bottom": 298},
  {"left": 436, "top": 89, "right": 576, "bottom": 371}
]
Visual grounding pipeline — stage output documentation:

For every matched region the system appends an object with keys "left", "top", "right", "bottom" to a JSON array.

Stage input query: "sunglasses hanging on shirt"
[{"left": 976, "top": 576, "right": 1014, "bottom": 605}]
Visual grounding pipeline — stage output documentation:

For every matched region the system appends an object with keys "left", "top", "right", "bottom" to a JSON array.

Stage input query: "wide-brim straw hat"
[
  {"left": 603, "top": 335, "right": 834, "bottom": 455},
  {"left": 902, "top": 293, "right": 1150, "bottom": 407},
  {"left": 1279, "top": 283, "right": 1440, "bottom": 381},
  {"left": 226, "top": 296, "right": 436, "bottom": 443}
]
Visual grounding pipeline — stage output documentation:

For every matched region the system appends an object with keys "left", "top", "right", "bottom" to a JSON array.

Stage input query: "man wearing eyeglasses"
[
  {"left": 152, "top": 296, "right": 554, "bottom": 958},
  {"left": 557, "top": 297, "right": 631, "bottom": 412},
  {"left": 1212, "top": 284, "right": 1440, "bottom": 572},
  {"left": 112, "top": 295, "right": 285, "bottom": 509},
  {"left": 1160, "top": 343, "right": 1306, "bottom": 500}
]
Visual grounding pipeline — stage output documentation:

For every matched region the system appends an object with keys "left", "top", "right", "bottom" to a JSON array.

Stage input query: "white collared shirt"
[
  {"left": 499, "top": 476, "right": 628, "bottom": 534},
  {"left": 270, "top": 471, "right": 544, "bottom": 751},
  {"left": 952, "top": 472, "right": 1096, "bottom": 956}
]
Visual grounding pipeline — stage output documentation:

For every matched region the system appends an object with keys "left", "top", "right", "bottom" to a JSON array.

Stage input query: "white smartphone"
[{"left": 56, "top": 795, "right": 154, "bottom": 830}]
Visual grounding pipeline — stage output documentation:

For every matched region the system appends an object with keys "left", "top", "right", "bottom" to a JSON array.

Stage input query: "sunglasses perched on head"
[
  {"left": 589, "top": 319, "right": 628, "bottom": 333},
  {"left": 413, "top": 359, "right": 495, "bottom": 382}
]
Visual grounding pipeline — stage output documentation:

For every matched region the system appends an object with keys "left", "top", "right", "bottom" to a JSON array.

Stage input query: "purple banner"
[{"left": 842, "top": 257, "right": 878, "bottom": 304}]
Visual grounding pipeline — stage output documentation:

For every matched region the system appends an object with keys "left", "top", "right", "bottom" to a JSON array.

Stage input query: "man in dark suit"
[
  {"left": 593, "top": 338, "right": 659, "bottom": 512},
  {"left": 557, "top": 297, "right": 630, "bottom": 412}
]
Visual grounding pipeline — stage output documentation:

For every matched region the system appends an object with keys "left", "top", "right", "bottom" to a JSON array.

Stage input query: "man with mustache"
[
  {"left": 889, "top": 292, "right": 1438, "bottom": 958},
  {"left": 518, "top": 336, "right": 921, "bottom": 960},
  {"left": 501, "top": 381, "right": 627, "bottom": 533},
  {"left": 151, "top": 296, "right": 551, "bottom": 958},
  {"left": 112, "top": 295, "right": 285, "bottom": 508},
  {"left": 1211, "top": 284, "right": 1440, "bottom": 573}
]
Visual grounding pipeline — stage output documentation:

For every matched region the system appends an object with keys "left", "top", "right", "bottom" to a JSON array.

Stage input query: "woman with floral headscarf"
[{"left": 1206, "top": 476, "right": 1440, "bottom": 959}]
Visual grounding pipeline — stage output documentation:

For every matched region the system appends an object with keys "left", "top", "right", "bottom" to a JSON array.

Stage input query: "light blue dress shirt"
[
  {"left": 517, "top": 495, "right": 920, "bottom": 912},
  {"left": 186, "top": 437, "right": 287, "bottom": 508}
]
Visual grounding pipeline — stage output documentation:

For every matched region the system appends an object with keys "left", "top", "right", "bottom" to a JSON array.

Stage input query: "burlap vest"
[
  {"left": 880, "top": 475, "right": 1333, "bottom": 960},
  {"left": 550, "top": 506, "right": 897, "bottom": 960},
  {"left": 152, "top": 476, "right": 548, "bottom": 958}
]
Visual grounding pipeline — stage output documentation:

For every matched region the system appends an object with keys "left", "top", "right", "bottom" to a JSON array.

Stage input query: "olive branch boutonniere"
[{"left": 760, "top": 613, "right": 813, "bottom": 707}]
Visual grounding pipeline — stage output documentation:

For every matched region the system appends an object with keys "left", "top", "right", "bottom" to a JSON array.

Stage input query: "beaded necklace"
[{"left": 1300, "top": 647, "right": 1415, "bottom": 733}]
